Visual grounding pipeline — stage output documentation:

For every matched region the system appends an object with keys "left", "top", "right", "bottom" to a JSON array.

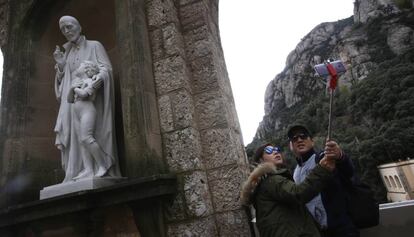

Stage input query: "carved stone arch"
[
  {"left": 0, "top": 0, "right": 165, "bottom": 207},
  {"left": 23, "top": 0, "right": 123, "bottom": 181},
  {"left": 0, "top": 0, "right": 131, "bottom": 205}
]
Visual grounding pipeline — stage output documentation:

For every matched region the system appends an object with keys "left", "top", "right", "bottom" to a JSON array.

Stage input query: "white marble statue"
[{"left": 53, "top": 16, "right": 121, "bottom": 182}]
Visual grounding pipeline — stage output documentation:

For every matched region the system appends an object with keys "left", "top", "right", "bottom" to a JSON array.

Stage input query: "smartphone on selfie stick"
[{"left": 314, "top": 60, "right": 346, "bottom": 141}]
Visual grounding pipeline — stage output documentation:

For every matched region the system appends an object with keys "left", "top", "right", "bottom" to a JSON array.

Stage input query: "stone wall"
[
  {"left": 145, "top": 0, "right": 250, "bottom": 235},
  {"left": 0, "top": 0, "right": 8, "bottom": 48}
]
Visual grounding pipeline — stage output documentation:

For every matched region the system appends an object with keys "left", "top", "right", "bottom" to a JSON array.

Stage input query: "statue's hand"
[
  {"left": 92, "top": 75, "right": 103, "bottom": 89},
  {"left": 53, "top": 45, "right": 66, "bottom": 68},
  {"left": 71, "top": 80, "right": 83, "bottom": 89}
]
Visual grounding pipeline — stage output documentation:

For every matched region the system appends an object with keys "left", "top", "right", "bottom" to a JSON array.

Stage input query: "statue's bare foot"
[
  {"left": 73, "top": 169, "right": 93, "bottom": 180},
  {"left": 95, "top": 167, "right": 108, "bottom": 177}
]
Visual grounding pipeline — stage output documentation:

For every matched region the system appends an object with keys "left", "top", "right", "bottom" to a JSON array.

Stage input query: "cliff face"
[
  {"left": 259, "top": 0, "right": 413, "bottom": 139},
  {"left": 250, "top": 0, "right": 414, "bottom": 201}
]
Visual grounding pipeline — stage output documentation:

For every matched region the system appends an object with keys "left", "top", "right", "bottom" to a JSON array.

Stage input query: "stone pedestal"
[
  {"left": 0, "top": 174, "right": 176, "bottom": 237},
  {"left": 40, "top": 177, "right": 127, "bottom": 199}
]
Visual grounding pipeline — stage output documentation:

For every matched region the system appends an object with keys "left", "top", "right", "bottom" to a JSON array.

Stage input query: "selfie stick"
[
  {"left": 326, "top": 62, "right": 340, "bottom": 141},
  {"left": 327, "top": 84, "right": 334, "bottom": 141}
]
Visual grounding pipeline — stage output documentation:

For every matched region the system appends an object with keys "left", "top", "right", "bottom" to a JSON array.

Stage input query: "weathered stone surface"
[
  {"left": 149, "top": 28, "right": 164, "bottom": 61},
  {"left": 1, "top": 138, "right": 25, "bottom": 176},
  {"left": 163, "top": 127, "right": 204, "bottom": 172},
  {"left": 216, "top": 209, "right": 251, "bottom": 237},
  {"left": 216, "top": 54, "right": 234, "bottom": 99},
  {"left": 149, "top": 23, "right": 186, "bottom": 62},
  {"left": 217, "top": 88, "right": 240, "bottom": 131},
  {"left": 200, "top": 128, "right": 239, "bottom": 169},
  {"left": 387, "top": 25, "right": 414, "bottom": 55},
  {"left": 179, "top": 1, "right": 207, "bottom": 31},
  {"left": 165, "top": 190, "right": 187, "bottom": 222},
  {"left": 27, "top": 81, "right": 55, "bottom": 109},
  {"left": 158, "top": 94, "right": 175, "bottom": 133},
  {"left": 167, "top": 216, "right": 218, "bottom": 237},
  {"left": 189, "top": 53, "right": 219, "bottom": 93},
  {"left": 153, "top": 55, "right": 191, "bottom": 95},
  {"left": 177, "top": 0, "right": 200, "bottom": 6},
  {"left": 194, "top": 90, "right": 228, "bottom": 130},
  {"left": 183, "top": 171, "right": 213, "bottom": 217},
  {"left": 145, "top": 0, "right": 178, "bottom": 28},
  {"left": 207, "top": 165, "right": 248, "bottom": 212},
  {"left": 172, "top": 89, "right": 196, "bottom": 130},
  {"left": 163, "top": 23, "right": 186, "bottom": 57},
  {"left": 183, "top": 24, "right": 209, "bottom": 43},
  {"left": 0, "top": 0, "right": 8, "bottom": 48},
  {"left": 184, "top": 37, "right": 212, "bottom": 61},
  {"left": 25, "top": 108, "right": 56, "bottom": 137}
]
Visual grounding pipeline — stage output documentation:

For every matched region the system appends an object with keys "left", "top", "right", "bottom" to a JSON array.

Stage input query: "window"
[
  {"left": 389, "top": 176, "right": 397, "bottom": 188},
  {"left": 384, "top": 176, "right": 391, "bottom": 188},
  {"left": 394, "top": 175, "right": 402, "bottom": 188}
]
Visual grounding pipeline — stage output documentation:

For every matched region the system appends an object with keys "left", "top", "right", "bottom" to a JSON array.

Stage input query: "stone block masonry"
[{"left": 146, "top": 0, "right": 251, "bottom": 235}]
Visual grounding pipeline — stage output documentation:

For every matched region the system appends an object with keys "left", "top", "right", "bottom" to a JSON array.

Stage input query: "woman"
[{"left": 241, "top": 143, "right": 335, "bottom": 237}]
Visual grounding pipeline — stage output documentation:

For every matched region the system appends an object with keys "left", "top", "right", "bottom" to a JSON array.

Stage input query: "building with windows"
[{"left": 378, "top": 159, "right": 414, "bottom": 202}]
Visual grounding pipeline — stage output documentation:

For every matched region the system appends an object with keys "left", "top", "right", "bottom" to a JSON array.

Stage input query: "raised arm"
[
  {"left": 324, "top": 140, "right": 354, "bottom": 179},
  {"left": 264, "top": 163, "right": 333, "bottom": 204}
]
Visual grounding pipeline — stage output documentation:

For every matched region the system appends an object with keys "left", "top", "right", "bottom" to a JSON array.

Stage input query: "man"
[
  {"left": 53, "top": 16, "right": 121, "bottom": 182},
  {"left": 288, "top": 125, "right": 359, "bottom": 237}
]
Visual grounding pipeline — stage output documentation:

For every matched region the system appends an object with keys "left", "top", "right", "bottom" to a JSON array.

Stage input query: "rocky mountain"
[{"left": 247, "top": 0, "right": 414, "bottom": 202}]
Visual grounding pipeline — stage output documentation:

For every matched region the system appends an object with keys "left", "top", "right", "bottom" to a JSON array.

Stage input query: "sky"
[
  {"left": 0, "top": 1, "right": 355, "bottom": 144},
  {"left": 219, "top": 0, "right": 355, "bottom": 144}
]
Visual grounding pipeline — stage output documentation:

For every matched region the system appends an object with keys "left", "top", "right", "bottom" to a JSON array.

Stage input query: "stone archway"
[
  {"left": 27, "top": 0, "right": 121, "bottom": 184},
  {"left": 0, "top": 0, "right": 165, "bottom": 205}
]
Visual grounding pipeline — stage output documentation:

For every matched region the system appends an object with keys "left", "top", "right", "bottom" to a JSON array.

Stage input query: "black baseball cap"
[{"left": 287, "top": 125, "right": 312, "bottom": 140}]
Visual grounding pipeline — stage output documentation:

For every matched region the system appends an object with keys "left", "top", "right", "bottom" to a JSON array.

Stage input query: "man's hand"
[
  {"left": 53, "top": 46, "right": 66, "bottom": 70},
  {"left": 319, "top": 156, "right": 336, "bottom": 171},
  {"left": 324, "top": 140, "right": 342, "bottom": 160}
]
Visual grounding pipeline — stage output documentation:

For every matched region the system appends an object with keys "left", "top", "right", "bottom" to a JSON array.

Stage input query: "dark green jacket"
[{"left": 241, "top": 162, "right": 332, "bottom": 237}]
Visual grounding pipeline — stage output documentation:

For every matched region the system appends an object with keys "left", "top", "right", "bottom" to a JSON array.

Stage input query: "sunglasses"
[
  {"left": 264, "top": 146, "right": 282, "bottom": 154},
  {"left": 290, "top": 133, "right": 310, "bottom": 142}
]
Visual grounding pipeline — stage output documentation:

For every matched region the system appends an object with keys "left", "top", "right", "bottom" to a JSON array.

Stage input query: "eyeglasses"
[
  {"left": 264, "top": 146, "right": 282, "bottom": 154},
  {"left": 290, "top": 133, "right": 309, "bottom": 142}
]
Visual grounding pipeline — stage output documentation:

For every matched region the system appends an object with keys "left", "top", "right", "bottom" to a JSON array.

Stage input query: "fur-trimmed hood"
[{"left": 240, "top": 162, "right": 287, "bottom": 206}]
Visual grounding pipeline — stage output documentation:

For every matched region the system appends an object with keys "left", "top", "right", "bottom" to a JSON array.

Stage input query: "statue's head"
[
  {"left": 81, "top": 60, "right": 99, "bottom": 78},
  {"left": 59, "top": 16, "right": 82, "bottom": 43}
]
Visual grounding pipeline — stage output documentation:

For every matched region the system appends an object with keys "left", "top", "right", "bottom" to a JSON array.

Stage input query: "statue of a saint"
[{"left": 53, "top": 16, "right": 121, "bottom": 182}]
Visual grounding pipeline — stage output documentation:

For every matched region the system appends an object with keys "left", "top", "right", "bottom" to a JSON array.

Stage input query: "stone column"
[{"left": 146, "top": 0, "right": 251, "bottom": 236}]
